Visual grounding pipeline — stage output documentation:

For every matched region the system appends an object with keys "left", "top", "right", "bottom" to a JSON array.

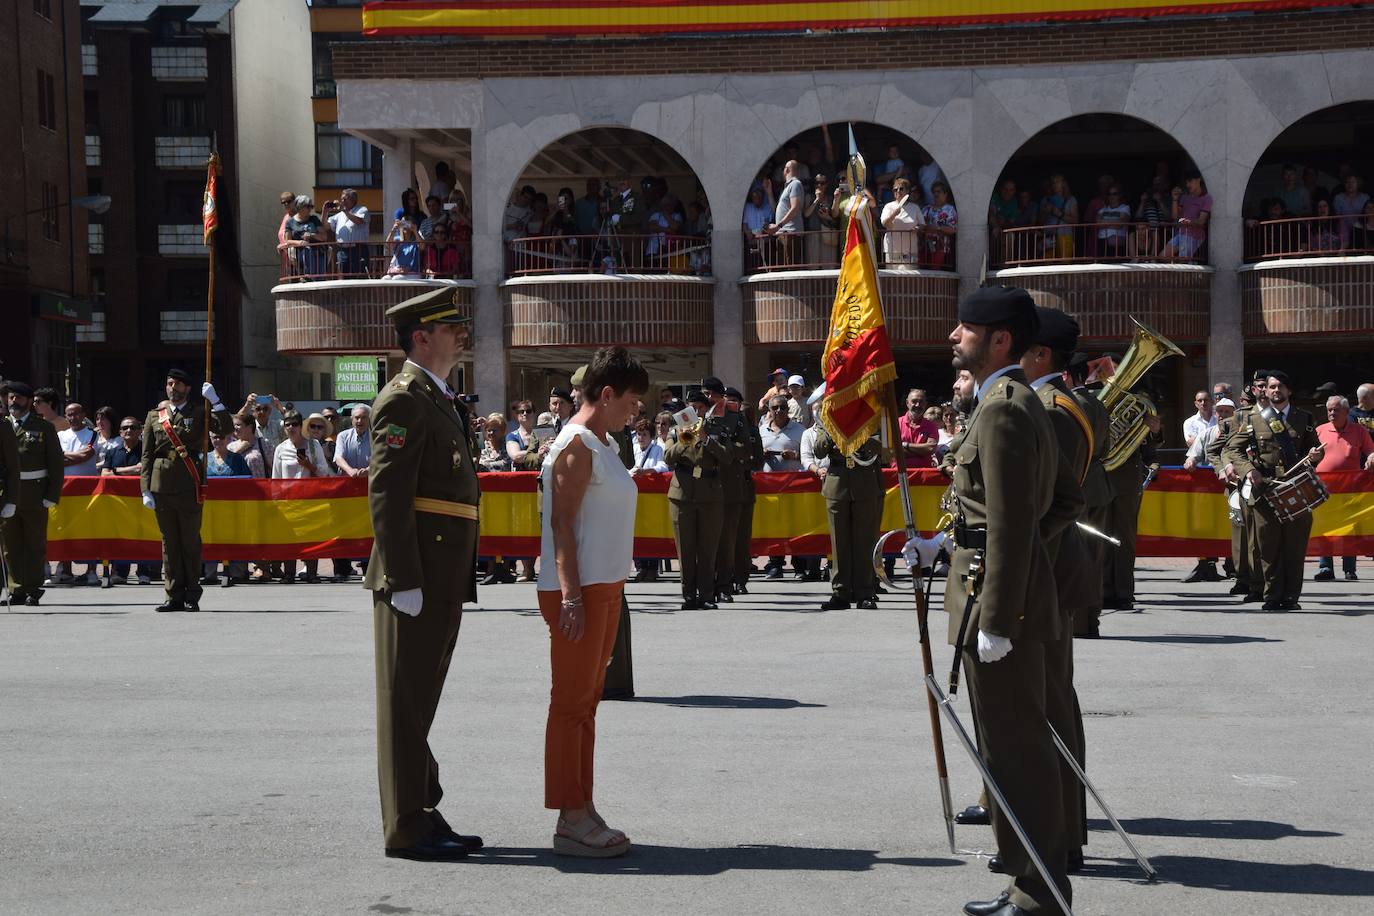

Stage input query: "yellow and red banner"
[
  {"left": 361, "top": 0, "right": 1363, "bottom": 37},
  {"left": 819, "top": 205, "right": 896, "bottom": 453},
  {"left": 44, "top": 471, "right": 1374, "bottom": 562},
  {"left": 202, "top": 151, "right": 220, "bottom": 246}
]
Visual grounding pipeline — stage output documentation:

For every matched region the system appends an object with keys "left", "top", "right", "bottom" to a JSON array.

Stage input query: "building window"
[
  {"left": 165, "top": 181, "right": 203, "bottom": 221},
  {"left": 37, "top": 68, "right": 57, "bottom": 131},
  {"left": 160, "top": 311, "right": 210, "bottom": 343},
  {"left": 41, "top": 182, "right": 60, "bottom": 242},
  {"left": 88, "top": 224, "right": 104, "bottom": 255},
  {"left": 150, "top": 46, "right": 207, "bottom": 81},
  {"left": 76, "top": 310, "right": 106, "bottom": 344},
  {"left": 33, "top": 0, "right": 52, "bottom": 20},
  {"left": 81, "top": 44, "right": 97, "bottom": 76},
  {"left": 316, "top": 122, "right": 382, "bottom": 188},
  {"left": 86, "top": 134, "right": 101, "bottom": 167},
  {"left": 154, "top": 136, "right": 212, "bottom": 169},
  {"left": 163, "top": 95, "right": 207, "bottom": 130},
  {"left": 157, "top": 224, "right": 207, "bottom": 256},
  {"left": 167, "top": 269, "right": 209, "bottom": 309},
  {"left": 312, "top": 33, "right": 337, "bottom": 98}
]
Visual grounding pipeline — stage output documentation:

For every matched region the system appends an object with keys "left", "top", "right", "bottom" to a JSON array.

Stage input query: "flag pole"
[
  {"left": 201, "top": 144, "right": 219, "bottom": 494},
  {"left": 842, "top": 127, "right": 956, "bottom": 853}
]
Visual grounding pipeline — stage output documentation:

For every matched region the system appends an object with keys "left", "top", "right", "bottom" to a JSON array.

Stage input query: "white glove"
[
  {"left": 141, "top": 491, "right": 156, "bottom": 510},
  {"left": 1, "top": 503, "right": 15, "bottom": 519},
  {"left": 42, "top": 499, "right": 56, "bottom": 509},
  {"left": 610, "top": 213, "right": 620, "bottom": 225},
  {"left": 902, "top": 532, "right": 947, "bottom": 570},
  {"left": 977, "top": 630, "right": 1013, "bottom": 664},
  {"left": 201, "top": 382, "right": 222, "bottom": 410},
  {"left": 390, "top": 587, "right": 423, "bottom": 617}
]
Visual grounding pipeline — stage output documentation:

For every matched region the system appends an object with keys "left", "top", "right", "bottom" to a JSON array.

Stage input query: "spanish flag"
[{"left": 818, "top": 195, "right": 897, "bottom": 455}]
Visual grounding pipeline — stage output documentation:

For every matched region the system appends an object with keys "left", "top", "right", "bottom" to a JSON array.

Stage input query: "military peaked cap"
[
  {"left": 958, "top": 285, "right": 1037, "bottom": 328},
  {"left": 385, "top": 286, "right": 472, "bottom": 325},
  {"left": 1033, "top": 306, "right": 1080, "bottom": 353},
  {"left": 549, "top": 387, "right": 573, "bottom": 402}
]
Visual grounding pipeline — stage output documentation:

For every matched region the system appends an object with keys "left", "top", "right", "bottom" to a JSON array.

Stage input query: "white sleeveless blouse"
[{"left": 536, "top": 423, "right": 637, "bottom": 590}]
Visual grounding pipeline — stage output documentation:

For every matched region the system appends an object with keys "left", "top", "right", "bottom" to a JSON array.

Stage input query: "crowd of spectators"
[{"left": 1244, "top": 162, "right": 1373, "bottom": 256}]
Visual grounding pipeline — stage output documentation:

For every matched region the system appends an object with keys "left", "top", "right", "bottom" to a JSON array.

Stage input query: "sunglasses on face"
[
  {"left": 120, "top": 425, "right": 138, "bottom": 431},
  {"left": 308, "top": 424, "right": 324, "bottom": 431},
  {"left": 770, "top": 405, "right": 788, "bottom": 411},
  {"left": 284, "top": 421, "right": 302, "bottom": 428}
]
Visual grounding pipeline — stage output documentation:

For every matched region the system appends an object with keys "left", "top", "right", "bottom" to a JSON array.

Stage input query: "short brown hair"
[
  {"left": 581, "top": 346, "right": 649, "bottom": 400},
  {"left": 634, "top": 418, "right": 652, "bottom": 434}
]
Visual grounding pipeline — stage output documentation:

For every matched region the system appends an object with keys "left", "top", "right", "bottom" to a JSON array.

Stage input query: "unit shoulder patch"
[{"left": 385, "top": 424, "right": 408, "bottom": 449}]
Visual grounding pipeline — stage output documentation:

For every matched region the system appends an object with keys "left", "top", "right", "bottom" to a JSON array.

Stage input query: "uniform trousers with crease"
[
  {"left": 373, "top": 593, "right": 463, "bottom": 849},
  {"left": 539, "top": 581, "right": 624, "bottom": 809},
  {"left": 1043, "top": 621, "right": 1086, "bottom": 850},
  {"left": 965, "top": 642, "right": 1071, "bottom": 915},
  {"left": 670, "top": 498, "right": 721, "bottom": 601},
  {"left": 716, "top": 500, "right": 743, "bottom": 595},
  {"left": 2, "top": 481, "right": 51, "bottom": 594},
  {"left": 1253, "top": 500, "right": 1313, "bottom": 602},
  {"left": 153, "top": 491, "right": 204, "bottom": 605},
  {"left": 825, "top": 495, "right": 882, "bottom": 602},
  {"left": 734, "top": 496, "right": 756, "bottom": 586}
]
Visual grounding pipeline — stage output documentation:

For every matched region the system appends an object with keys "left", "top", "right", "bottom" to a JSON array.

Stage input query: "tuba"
[{"left": 1098, "top": 318, "right": 1184, "bottom": 471}]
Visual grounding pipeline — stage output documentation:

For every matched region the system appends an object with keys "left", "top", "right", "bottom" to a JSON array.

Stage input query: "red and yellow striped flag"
[
  {"left": 202, "top": 151, "right": 220, "bottom": 245},
  {"left": 818, "top": 202, "right": 897, "bottom": 454}
]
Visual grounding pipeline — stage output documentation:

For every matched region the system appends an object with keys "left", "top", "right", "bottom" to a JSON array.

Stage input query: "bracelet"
[{"left": 560, "top": 596, "right": 584, "bottom": 610}]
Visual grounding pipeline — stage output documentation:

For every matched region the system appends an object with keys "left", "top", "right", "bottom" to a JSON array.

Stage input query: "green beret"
[
  {"left": 1033, "top": 306, "right": 1080, "bottom": 353},
  {"left": 570, "top": 365, "right": 589, "bottom": 388},
  {"left": 385, "top": 286, "right": 472, "bottom": 325}
]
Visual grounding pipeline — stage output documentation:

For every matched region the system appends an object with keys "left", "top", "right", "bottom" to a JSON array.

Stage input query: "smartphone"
[
  {"left": 256, "top": 394, "right": 272, "bottom": 406},
  {"left": 443, "top": 202, "right": 457, "bottom": 211}
]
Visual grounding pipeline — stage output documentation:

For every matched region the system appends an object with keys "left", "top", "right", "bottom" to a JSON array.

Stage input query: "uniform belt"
[
  {"left": 413, "top": 497, "right": 479, "bottom": 520},
  {"left": 19, "top": 469, "right": 48, "bottom": 480},
  {"left": 675, "top": 463, "right": 718, "bottom": 479},
  {"left": 954, "top": 524, "right": 987, "bottom": 549}
]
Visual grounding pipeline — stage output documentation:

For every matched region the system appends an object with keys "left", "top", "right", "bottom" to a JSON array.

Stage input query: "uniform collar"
[
  {"left": 973, "top": 363, "right": 1019, "bottom": 400},
  {"left": 12, "top": 412, "right": 29, "bottom": 425},
  {"left": 406, "top": 359, "right": 454, "bottom": 400},
  {"left": 1029, "top": 371, "right": 1059, "bottom": 391}
]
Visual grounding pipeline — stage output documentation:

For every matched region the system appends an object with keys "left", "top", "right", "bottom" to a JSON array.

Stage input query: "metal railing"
[
  {"left": 993, "top": 221, "right": 1207, "bottom": 267},
  {"left": 278, "top": 241, "right": 472, "bottom": 283},
  {"left": 1243, "top": 214, "right": 1374, "bottom": 262},
  {"left": 742, "top": 227, "right": 957, "bottom": 274},
  {"left": 506, "top": 233, "right": 712, "bottom": 277}
]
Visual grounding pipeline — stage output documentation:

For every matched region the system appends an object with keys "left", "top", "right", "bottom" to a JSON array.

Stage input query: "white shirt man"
[
  {"left": 59, "top": 405, "right": 99, "bottom": 476},
  {"left": 1182, "top": 390, "right": 1217, "bottom": 447},
  {"left": 333, "top": 406, "right": 372, "bottom": 477},
  {"left": 1184, "top": 399, "right": 1236, "bottom": 470},
  {"left": 329, "top": 190, "right": 369, "bottom": 244},
  {"left": 771, "top": 161, "right": 804, "bottom": 234},
  {"left": 800, "top": 424, "right": 829, "bottom": 480},
  {"left": 786, "top": 376, "right": 812, "bottom": 428}
]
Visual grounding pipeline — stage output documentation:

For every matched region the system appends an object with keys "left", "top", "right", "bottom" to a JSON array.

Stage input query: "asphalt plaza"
[{"left": 2, "top": 559, "right": 1372, "bottom": 915}]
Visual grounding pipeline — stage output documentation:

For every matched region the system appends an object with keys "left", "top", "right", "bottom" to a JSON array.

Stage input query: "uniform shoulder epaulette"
[{"left": 389, "top": 372, "right": 416, "bottom": 392}]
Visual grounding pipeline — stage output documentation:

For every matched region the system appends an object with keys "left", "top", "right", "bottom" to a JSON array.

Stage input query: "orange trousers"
[{"left": 539, "top": 580, "right": 625, "bottom": 810}]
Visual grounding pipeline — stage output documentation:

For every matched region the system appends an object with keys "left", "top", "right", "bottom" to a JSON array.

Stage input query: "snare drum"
[{"left": 1262, "top": 466, "right": 1329, "bottom": 523}]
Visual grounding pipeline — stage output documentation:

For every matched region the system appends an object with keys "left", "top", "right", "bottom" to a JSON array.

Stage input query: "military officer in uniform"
[
  {"left": 1206, "top": 396, "right": 1250, "bottom": 597},
  {"left": 946, "top": 287, "right": 1081, "bottom": 916},
  {"left": 364, "top": 287, "right": 483, "bottom": 862},
  {"left": 3, "top": 382, "right": 63, "bottom": 606},
  {"left": 811, "top": 424, "right": 887, "bottom": 611},
  {"left": 707, "top": 378, "right": 750, "bottom": 604},
  {"left": 1223, "top": 370, "right": 1321, "bottom": 611},
  {"left": 1231, "top": 370, "right": 1273, "bottom": 602},
  {"left": 1066, "top": 354, "right": 1113, "bottom": 638},
  {"left": 726, "top": 387, "right": 764, "bottom": 595},
  {"left": 140, "top": 369, "right": 229, "bottom": 612},
  {"left": 664, "top": 388, "right": 731, "bottom": 610}
]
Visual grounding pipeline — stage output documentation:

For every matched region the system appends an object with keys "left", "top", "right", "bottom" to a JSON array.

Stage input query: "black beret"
[
  {"left": 167, "top": 368, "right": 191, "bottom": 384},
  {"left": 1266, "top": 370, "right": 1293, "bottom": 389},
  {"left": 724, "top": 386, "right": 743, "bottom": 400},
  {"left": 686, "top": 388, "right": 709, "bottom": 405},
  {"left": 4, "top": 380, "right": 33, "bottom": 397},
  {"left": 959, "top": 285, "right": 1037, "bottom": 328},
  {"left": 385, "top": 286, "right": 472, "bottom": 326},
  {"left": 1314, "top": 381, "right": 1339, "bottom": 396},
  {"left": 549, "top": 387, "right": 572, "bottom": 402},
  {"left": 700, "top": 376, "right": 726, "bottom": 395},
  {"left": 1251, "top": 368, "right": 1270, "bottom": 382},
  {"left": 1033, "top": 307, "right": 1080, "bottom": 353}
]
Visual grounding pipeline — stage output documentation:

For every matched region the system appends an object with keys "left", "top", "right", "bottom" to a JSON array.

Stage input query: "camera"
[{"left": 459, "top": 393, "right": 480, "bottom": 405}]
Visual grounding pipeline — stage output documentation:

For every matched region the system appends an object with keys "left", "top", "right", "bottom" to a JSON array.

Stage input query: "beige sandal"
[{"left": 553, "top": 816, "right": 631, "bottom": 858}]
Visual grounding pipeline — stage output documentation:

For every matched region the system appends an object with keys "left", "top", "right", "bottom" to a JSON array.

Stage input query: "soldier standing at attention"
[
  {"left": 946, "top": 286, "right": 1079, "bottom": 916},
  {"left": 664, "top": 388, "right": 731, "bottom": 610},
  {"left": 1223, "top": 370, "right": 1322, "bottom": 611},
  {"left": 708, "top": 379, "right": 749, "bottom": 605},
  {"left": 140, "top": 369, "right": 230, "bottom": 613},
  {"left": 2, "top": 382, "right": 63, "bottom": 606},
  {"left": 811, "top": 425, "right": 887, "bottom": 611},
  {"left": 364, "top": 288, "right": 483, "bottom": 862},
  {"left": 725, "top": 387, "right": 764, "bottom": 595},
  {"left": 1233, "top": 370, "right": 1273, "bottom": 603}
]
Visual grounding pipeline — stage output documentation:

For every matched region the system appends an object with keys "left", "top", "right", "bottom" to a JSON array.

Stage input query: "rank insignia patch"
[{"left": 385, "top": 424, "right": 407, "bottom": 449}]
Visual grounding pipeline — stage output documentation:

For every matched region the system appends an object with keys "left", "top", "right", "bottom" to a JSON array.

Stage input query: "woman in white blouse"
[
  {"left": 271, "top": 411, "right": 333, "bottom": 583},
  {"left": 880, "top": 177, "right": 925, "bottom": 267},
  {"left": 537, "top": 346, "right": 648, "bottom": 858}
]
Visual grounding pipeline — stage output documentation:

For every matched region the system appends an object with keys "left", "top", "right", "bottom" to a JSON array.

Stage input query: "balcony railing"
[
  {"left": 742, "top": 227, "right": 957, "bottom": 274},
  {"left": 506, "top": 233, "right": 711, "bottom": 278},
  {"left": 993, "top": 222, "right": 1207, "bottom": 267},
  {"left": 1243, "top": 214, "right": 1374, "bottom": 262},
  {"left": 279, "top": 241, "right": 471, "bottom": 283}
]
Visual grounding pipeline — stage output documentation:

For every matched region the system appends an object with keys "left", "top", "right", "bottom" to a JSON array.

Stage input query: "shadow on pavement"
[
  {"left": 1146, "top": 856, "right": 1374, "bottom": 895},
  {"left": 629, "top": 695, "right": 825, "bottom": 710},
  {"left": 1090, "top": 817, "right": 1340, "bottom": 840},
  {"left": 1098, "top": 634, "right": 1281, "bottom": 645},
  {"left": 466, "top": 843, "right": 962, "bottom": 875}
]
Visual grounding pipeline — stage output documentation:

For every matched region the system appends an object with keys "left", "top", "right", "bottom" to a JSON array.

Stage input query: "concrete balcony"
[
  {"left": 989, "top": 263, "right": 1213, "bottom": 343},
  {"left": 1240, "top": 256, "right": 1374, "bottom": 339},
  {"left": 502, "top": 274, "right": 714, "bottom": 348},
  {"left": 741, "top": 268, "right": 960, "bottom": 347},
  {"left": 272, "top": 278, "right": 475, "bottom": 354}
]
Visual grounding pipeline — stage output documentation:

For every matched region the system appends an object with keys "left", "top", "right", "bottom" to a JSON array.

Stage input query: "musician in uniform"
[
  {"left": 2, "top": 381, "right": 63, "bottom": 606},
  {"left": 946, "top": 287, "right": 1081, "bottom": 916},
  {"left": 664, "top": 388, "right": 731, "bottom": 610},
  {"left": 1100, "top": 377, "right": 1161, "bottom": 613},
  {"left": 364, "top": 287, "right": 483, "bottom": 861},
  {"left": 140, "top": 369, "right": 230, "bottom": 613},
  {"left": 712, "top": 382, "right": 752, "bottom": 604},
  {"left": 811, "top": 425, "right": 887, "bottom": 611},
  {"left": 725, "top": 387, "right": 764, "bottom": 595},
  {"left": 1203, "top": 398, "right": 1250, "bottom": 597},
  {"left": 1223, "top": 370, "right": 1321, "bottom": 611},
  {"left": 1066, "top": 354, "right": 1113, "bottom": 639},
  {"left": 1231, "top": 370, "right": 1272, "bottom": 602}
]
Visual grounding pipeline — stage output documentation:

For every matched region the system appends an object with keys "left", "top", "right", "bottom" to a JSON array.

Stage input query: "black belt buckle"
[{"left": 954, "top": 524, "right": 988, "bottom": 549}]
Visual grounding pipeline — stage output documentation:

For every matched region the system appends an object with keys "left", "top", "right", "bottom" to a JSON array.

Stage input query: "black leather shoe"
[
  {"left": 1241, "top": 592, "right": 1263, "bottom": 603},
  {"left": 1281, "top": 599, "right": 1302, "bottom": 610},
  {"left": 680, "top": 599, "right": 702, "bottom": 611},
  {"left": 186, "top": 602, "right": 200, "bottom": 612},
  {"left": 428, "top": 811, "right": 484, "bottom": 851},
  {"left": 1074, "top": 624, "right": 1100, "bottom": 639},
  {"left": 700, "top": 600, "right": 718, "bottom": 610},
  {"left": 1345, "top": 571, "right": 1359, "bottom": 581},
  {"left": 987, "top": 853, "right": 1005, "bottom": 873},
  {"left": 716, "top": 591, "right": 733, "bottom": 604},
  {"left": 24, "top": 594, "right": 40, "bottom": 606},
  {"left": 857, "top": 598, "right": 878, "bottom": 609},
  {"left": 1183, "top": 564, "right": 1207, "bottom": 583},
  {"left": 385, "top": 836, "right": 470, "bottom": 862},
  {"left": 1314, "top": 568, "right": 1335, "bottom": 581},
  {"left": 963, "top": 893, "right": 1010, "bottom": 916},
  {"left": 156, "top": 601, "right": 186, "bottom": 613},
  {"left": 764, "top": 567, "right": 781, "bottom": 580},
  {"left": 1261, "top": 600, "right": 1284, "bottom": 611},
  {"left": 1200, "top": 564, "right": 1222, "bottom": 581},
  {"left": 479, "top": 573, "right": 500, "bottom": 586},
  {"left": 1228, "top": 582, "right": 1250, "bottom": 595},
  {"left": 818, "top": 597, "right": 850, "bottom": 611},
  {"left": 954, "top": 804, "right": 990, "bottom": 825},
  {"left": 966, "top": 902, "right": 1028, "bottom": 916}
]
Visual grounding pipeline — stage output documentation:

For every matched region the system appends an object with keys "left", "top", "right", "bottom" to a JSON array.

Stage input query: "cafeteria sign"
[{"left": 334, "top": 356, "right": 380, "bottom": 399}]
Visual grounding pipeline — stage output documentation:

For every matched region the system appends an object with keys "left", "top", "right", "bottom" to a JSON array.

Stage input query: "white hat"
[
  {"left": 787, "top": 374, "right": 806, "bottom": 387},
  {"left": 1215, "top": 398, "right": 1236, "bottom": 409},
  {"left": 807, "top": 382, "right": 826, "bottom": 405}
]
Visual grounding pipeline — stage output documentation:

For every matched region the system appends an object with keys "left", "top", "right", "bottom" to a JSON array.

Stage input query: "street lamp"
[{"left": 3, "top": 194, "right": 113, "bottom": 263}]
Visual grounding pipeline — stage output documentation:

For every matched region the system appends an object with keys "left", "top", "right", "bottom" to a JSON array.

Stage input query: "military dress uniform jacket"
[
  {"left": 945, "top": 370, "right": 1083, "bottom": 647},
  {"left": 363, "top": 364, "right": 482, "bottom": 606},
  {"left": 139, "top": 401, "right": 229, "bottom": 498},
  {"left": 10, "top": 413, "right": 64, "bottom": 505},
  {"left": 1, "top": 418, "right": 22, "bottom": 507},
  {"left": 810, "top": 428, "right": 888, "bottom": 502},
  {"left": 1222, "top": 404, "right": 1320, "bottom": 500},
  {"left": 664, "top": 427, "right": 732, "bottom": 502},
  {"left": 1072, "top": 386, "right": 1114, "bottom": 509},
  {"left": 1039, "top": 378, "right": 1093, "bottom": 609},
  {"left": 714, "top": 413, "right": 753, "bottom": 504},
  {"left": 739, "top": 420, "right": 765, "bottom": 497}
]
